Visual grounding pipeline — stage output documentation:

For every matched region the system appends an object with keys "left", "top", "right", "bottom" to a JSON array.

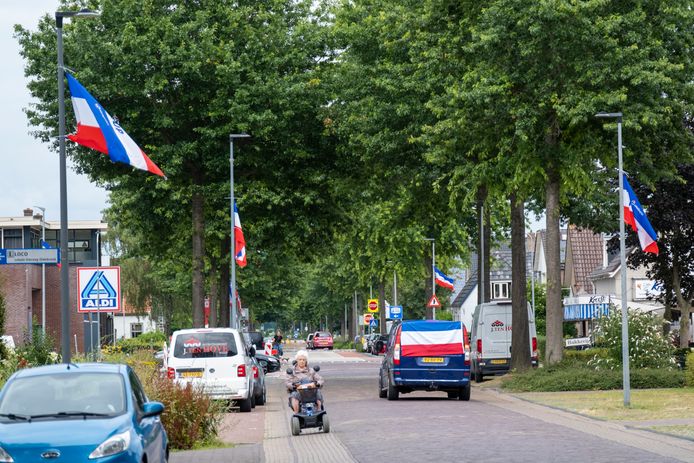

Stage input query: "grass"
[{"left": 514, "top": 388, "right": 694, "bottom": 421}]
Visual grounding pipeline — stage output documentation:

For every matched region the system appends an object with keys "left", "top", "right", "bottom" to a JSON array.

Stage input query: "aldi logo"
[{"left": 77, "top": 267, "right": 121, "bottom": 312}]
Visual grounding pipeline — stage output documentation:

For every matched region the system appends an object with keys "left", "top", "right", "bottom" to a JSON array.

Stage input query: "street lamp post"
[
  {"left": 34, "top": 206, "right": 46, "bottom": 335},
  {"left": 424, "top": 238, "right": 435, "bottom": 319},
  {"left": 595, "top": 111, "right": 630, "bottom": 406},
  {"left": 229, "top": 134, "right": 250, "bottom": 329},
  {"left": 56, "top": 8, "right": 100, "bottom": 364}
]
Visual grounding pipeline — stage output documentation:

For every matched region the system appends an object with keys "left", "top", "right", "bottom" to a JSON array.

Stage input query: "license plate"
[
  {"left": 422, "top": 357, "right": 444, "bottom": 363},
  {"left": 490, "top": 359, "right": 507, "bottom": 365},
  {"left": 181, "top": 371, "right": 203, "bottom": 378}
]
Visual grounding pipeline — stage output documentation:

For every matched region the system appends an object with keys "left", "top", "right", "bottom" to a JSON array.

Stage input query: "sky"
[{"left": 1, "top": 1, "right": 108, "bottom": 222}]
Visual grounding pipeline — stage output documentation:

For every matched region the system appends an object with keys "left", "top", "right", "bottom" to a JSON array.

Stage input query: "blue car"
[{"left": 0, "top": 363, "right": 168, "bottom": 462}]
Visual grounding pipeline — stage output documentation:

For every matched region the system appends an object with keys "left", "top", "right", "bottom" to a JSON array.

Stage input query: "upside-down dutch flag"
[
  {"left": 401, "top": 321, "right": 464, "bottom": 357},
  {"left": 234, "top": 201, "right": 247, "bottom": 267},
  {"left": 65, "top": 73, "right": 166, "bottom": 178},
  {"left": 622, "top": 174, "right": 659, "bottom": 255},
  {"left": 40, "top": 239, "right": 61, "bottom": 269},
  {"left": 434, "top": 266, "right": 455, "bottom": 290}
]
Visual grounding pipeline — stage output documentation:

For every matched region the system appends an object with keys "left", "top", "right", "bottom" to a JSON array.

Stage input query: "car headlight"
[
  {"left": 0, "top": 446, "right": 14, "bottom": 462},
  {"left": 89, "top": 430, "right": 131, "bottom": 459}
]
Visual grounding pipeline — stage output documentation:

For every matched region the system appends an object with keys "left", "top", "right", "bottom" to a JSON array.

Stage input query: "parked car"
[
  {"left": 250, "top": 357, "right": 267, "bottom": 406},
  {"left": 469, "top": 300, "right": 538, "bottom": 383},
  {"left": 306, "top": 333, "right": 315, "bottom": 349},
  {"left": 312, "top": 331, "right": 334, "bottom": 350},
  {"left": 0, "top": 362, "right": 169, "bottom": 462},
  {"left": 254, "top": 352, "right": 281, "bottom": 374},
  {"left": 166, "top": 327, "right": 255, "bottom": 412},
  {"left": 379, "top": 320, "right": 471, "bottom": 401}
]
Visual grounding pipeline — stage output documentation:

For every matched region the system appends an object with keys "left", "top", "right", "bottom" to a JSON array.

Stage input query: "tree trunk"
[
  {"left": 209, "top": 268, "right": 218, "bottom": 328},
  {"left": 425, "top": 253, "right": 434, "bottom": 320},
  {"left": 477, "top": 186, "right": 491, "bottom": 304},
  {"left": 191, "top": 179, "right": 205, "bottom": 328},
  {"left": 510, "top": 193, "right": 530, "bottom": 372},
  {"left": 378, "top": 279, "right": 387, "bottom": 334},
  {"left": 219, "top": 239, "right": 230, "bottom": 327},
  {"left": 545, "top": 164, "right": 563, "bottom": 364},
  {"left": 673, "top": 263, "right": 692, "bottom": 348}
]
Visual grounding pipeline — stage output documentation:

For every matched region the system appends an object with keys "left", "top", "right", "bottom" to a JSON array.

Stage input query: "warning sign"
[{"left": 427, "top": 294, "right": 441, "bottom": 308}]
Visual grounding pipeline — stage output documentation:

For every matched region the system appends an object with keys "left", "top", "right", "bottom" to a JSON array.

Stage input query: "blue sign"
[
  {"left": 388, "top": 305, "right": 403, "bottom": 319},
  {"left": 369, "top": 319, "right": 379, "bottom": 327},
  {"left": 0, "top": 248, "right": 59, "bottom": 265}
]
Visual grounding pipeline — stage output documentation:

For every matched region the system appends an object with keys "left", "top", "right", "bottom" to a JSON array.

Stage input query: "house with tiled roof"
[
  {"left": 531, "top": 228, "right": 567, "bottom": 285},
  {"left": 563, "top": 225, "right": 604, "bottom": 296}
]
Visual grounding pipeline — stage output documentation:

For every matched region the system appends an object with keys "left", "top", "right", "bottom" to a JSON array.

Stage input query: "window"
[
  {"left": 128, "top": 369, "right": 147, "bottom": 412},
  {"left": 130, "top": 323, "right": 143, "bottom": 338},
  {"left": 2, "top": 228, "right": 22, "bottom": 249},
  {"left": 68, "top": 229, "right": 92, "bottom": 262},
  {"left": 492, "top": 281, "right": 511, "bottom": 300}
]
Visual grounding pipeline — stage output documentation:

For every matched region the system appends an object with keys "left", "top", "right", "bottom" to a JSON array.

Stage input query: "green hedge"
[
  {"left": 501, "top": 365, "right": 685, "bottom": 392},
  {"left": 686, "top": 352, "right": 694, "bottom": 387},
  {"left": 114, "top": 331, "right": 167, "bottom": 353}
]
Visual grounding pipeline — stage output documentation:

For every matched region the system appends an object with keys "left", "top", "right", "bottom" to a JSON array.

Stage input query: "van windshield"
[{"left": 173, "top": 332, "right": 238, "bottom": 358}]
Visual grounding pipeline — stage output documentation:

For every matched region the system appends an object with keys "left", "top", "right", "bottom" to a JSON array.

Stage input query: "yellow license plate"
[
  {"left": 422, "top": 357, "right": 444, "bottom": 363},
  {"left": 490, "top": 359, "right": 507, "bottom": 365},
  {"left": 181, "top": 371, "right": 203, "bottom": 378}
]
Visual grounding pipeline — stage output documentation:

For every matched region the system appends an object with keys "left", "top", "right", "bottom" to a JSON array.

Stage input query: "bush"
[
  {"left": 332, "top": 340, "right": 354, "bottom": 349},
  {"left": 114, "top": 331, "right": 167, "bottom": 353},
  {"left": 589, "top": 309, "right": 675, "bottom": 370},
  {"left": 16, "top": 330, "right": 59, "bottom": 366},
  {"left": 686, "top": 352, "right": 694, "bottom": 387},
  {"left": 501, "top": 364, "right": 685, "bottom": 392}
]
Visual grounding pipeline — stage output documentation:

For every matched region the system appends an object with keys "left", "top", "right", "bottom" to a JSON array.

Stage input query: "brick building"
[{"left": 0, "top": 208, "right": 107, "bottom": 353}]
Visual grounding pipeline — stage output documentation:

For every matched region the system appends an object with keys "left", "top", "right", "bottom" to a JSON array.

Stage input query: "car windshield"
[
  {"left": 173, "top": 332, "right": 238, "bottom": 358},
  {"left": 0, "top": 372, "right": 126, "bottom": 419},
  {"left": 317, "top": 332, "right": 331, "bottom": 337}
]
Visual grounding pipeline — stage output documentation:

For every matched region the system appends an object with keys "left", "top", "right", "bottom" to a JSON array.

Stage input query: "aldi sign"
[{"left": 77, "top": 267, "right": 121, "bottom": 312}]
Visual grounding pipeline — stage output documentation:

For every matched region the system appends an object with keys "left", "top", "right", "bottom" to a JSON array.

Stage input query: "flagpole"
[
  {"left": 229, "top": 134, "right": 250, "bottom": 329},
  {"left": 596, "top": 111, "right": 630, "bottom": 406}
]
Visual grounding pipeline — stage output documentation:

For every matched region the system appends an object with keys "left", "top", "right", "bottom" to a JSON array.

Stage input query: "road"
[{"left": 173, "top": 346, "right": 694, "bottom": 463}]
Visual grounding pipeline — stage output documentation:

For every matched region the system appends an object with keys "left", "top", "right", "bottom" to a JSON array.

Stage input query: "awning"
[{"left": 563, "top": 303, "right": 610, "bottom": 321}]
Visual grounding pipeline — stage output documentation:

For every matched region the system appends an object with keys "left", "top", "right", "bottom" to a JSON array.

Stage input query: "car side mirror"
[
  {"left": 313, "top": 365, "right": 320, "bottom": 372},
  {"left": 142, "top": 401, "right": 165, "bottom": 418},
  {"left": 286, "top": 368, "right": 293, "bottom": 375}
]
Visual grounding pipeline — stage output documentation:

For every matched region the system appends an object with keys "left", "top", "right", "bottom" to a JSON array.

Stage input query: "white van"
[
  {"left": 469, "top": 301, "right": 538, "bottom": 382},
  {"left": 166, "top": 328, "right": 256, "bottom": 411}
]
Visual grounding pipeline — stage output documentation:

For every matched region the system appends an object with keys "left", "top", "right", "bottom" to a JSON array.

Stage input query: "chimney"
[{"left": 23, "top": 208, "right": 33, "bottom": 217}]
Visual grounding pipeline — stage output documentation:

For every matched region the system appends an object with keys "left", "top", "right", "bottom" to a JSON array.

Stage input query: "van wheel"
[
  {"left": 239, "top": 397, "right": 252, "bottom": 413},
  {"left": 459, "top": 384, "right": 471, "bottom": 401},
  {"left": 251, "top": 393, "right": 256, "bottom": 409},
  {"left": 291, "top": 416, "right": 301, "bottom": 436},
  {"left": 474, "top": 369, "right": 483, "bottom": 383},
  {"left": 378, "top": 377, "right": 387, "bottom": 398},
  {"left": 256, "top": 387, "right": 266, "bottom": 406},
  {"left": 386, "top": 375, "right": 399, "bottom": 401}
]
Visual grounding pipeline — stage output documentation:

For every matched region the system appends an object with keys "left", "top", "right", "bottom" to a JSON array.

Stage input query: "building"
[{"left": 0, "top": 208, "right": 107, "bottom": 353}]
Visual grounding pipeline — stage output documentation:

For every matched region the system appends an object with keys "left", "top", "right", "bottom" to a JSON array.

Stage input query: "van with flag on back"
[{"left": 378, "top": 320, "right": 471, "bottom": 401}]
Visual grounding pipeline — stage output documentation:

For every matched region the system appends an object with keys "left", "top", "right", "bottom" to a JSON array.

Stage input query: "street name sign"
[
  {"left": 77, "top": 267, "right": 121, "bottom": 313},
  {"left": 0, "top": 248, "right": 59, "bottom": 265}
]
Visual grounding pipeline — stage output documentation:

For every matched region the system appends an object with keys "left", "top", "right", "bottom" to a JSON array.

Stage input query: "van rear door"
[
  {"left": 398, "top": 321, "right": 468, "bottom": 383},
  {"left": 482, "top": 305, "right": 512, "bottom": 361}
]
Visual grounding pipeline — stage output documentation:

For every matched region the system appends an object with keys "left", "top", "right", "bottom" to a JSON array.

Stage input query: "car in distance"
[
  {"left": 312, "top": 331, "right": 334, "bottom": 350},
  {"left": 379, "top": 320, "right": 471, "bottom": 401},
  {"left": 0, "top": 362, "right": 168, "bottom": 462},
  {"left": 166, "top": 327, "right": 255, "bottom": 412}
]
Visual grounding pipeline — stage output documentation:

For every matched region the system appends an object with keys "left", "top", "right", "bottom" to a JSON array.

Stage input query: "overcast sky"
[{"left": 1, "top": 1, "right": 108, "bottom": 221}]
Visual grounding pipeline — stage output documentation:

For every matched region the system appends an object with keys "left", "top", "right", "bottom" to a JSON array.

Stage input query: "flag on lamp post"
[
  {"left": 622, "top": 174, "right": 659, "bottom": 255},
  {"left": 434, "top": 266, "right": 455, "bottom": 290},
  {"left": 234, "top": 201, "right": 247, "bottom": 267}
]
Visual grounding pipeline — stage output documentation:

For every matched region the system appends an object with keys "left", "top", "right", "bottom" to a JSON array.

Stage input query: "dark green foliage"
[
  {"left": 115, "top": 331, "right": 167, "bottom": 353},
  {"left": 17, "top": 330, "right": 58, "bottom": 366},
  {"left": 685, "top": 352, "right": 694, "bottom": 387}
]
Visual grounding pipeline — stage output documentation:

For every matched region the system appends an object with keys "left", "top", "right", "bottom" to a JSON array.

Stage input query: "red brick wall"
[{"left": 0, "top": 264, "right": 85, "bottom": 353}]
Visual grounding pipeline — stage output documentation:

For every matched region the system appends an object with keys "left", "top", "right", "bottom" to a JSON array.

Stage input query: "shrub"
[
  {"left": 686, "top": 352, "right": 694, "bottom": 387},
  {"left": 16, "top": 330, "right": 59, "bottom": 366},
  {"left": 332, "top": 340, "right": 354, "bottom": 349},
  {"left": 114, "top": 331, "right": 167, "bottom": 353},
  {"left": 589, "top": 309, "right": 675, "bottom": 370}
]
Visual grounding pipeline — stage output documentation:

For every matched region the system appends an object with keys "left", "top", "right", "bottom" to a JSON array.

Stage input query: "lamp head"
[{"left": 595, "top": 112, "right": 622, "bottom": 120}]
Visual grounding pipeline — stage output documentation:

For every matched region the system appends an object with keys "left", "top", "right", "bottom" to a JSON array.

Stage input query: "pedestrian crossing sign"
[{"left": 77, "top": 267, "right": 121, "bottom": 313}]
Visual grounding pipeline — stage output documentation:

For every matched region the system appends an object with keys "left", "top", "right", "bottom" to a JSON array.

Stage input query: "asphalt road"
[{"left": 174, "top": 346, "right": 694, "bottom": 463}]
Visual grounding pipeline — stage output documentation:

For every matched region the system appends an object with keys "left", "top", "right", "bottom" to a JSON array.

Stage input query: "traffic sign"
[
  {"left": 388, "top": 305, "right": 403, "bottom": 319},
  {"left": 367, "top": 298, "right": 379, "bottom": 313},
  {"left": 363, "top": 313, "right": 374, "bottom": 325},
  {"left": 427, "top": 294, "right": 441, "bottom": 308},
  {"left": 77, "top": 267, "right": 121, "bottom": 313},
  {"left": 369, "top": 319, "right": 378, "bottom": 327},
  {"left": 0, "top": 248, "right": 59, "bottom": 265}
]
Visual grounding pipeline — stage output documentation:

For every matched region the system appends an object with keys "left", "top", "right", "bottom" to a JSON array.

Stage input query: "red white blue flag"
[
  {"left": 234, "top": 201, "right": 247, "bottom": 267},
  {"left": 66, "top": 73, "right": 166, "bottom": 178},
  {"left": 401, "top": 321, "right": 464, "bottom": 357},
  {"left": 622, "top": 174, "right": 659, "bottom": 255},
  {"left": 434, "top": 266, "right": 455, "bottom": 290}
]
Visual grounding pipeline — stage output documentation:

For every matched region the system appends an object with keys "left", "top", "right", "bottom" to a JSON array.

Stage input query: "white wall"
[{"left": 113, "top": 314, "right": 158, "bottom": 340}]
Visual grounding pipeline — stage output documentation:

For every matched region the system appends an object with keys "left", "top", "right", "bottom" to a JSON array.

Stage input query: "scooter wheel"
[
  {"left": 321, "top": 414, "right": 330, "bottom": 433},
  {"left": 291, "top": 416, "right": 301, "bottom": 436}
]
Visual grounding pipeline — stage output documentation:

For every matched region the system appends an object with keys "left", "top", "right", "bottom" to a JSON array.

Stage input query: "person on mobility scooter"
[{"left": 285, "top": 349, "right": 329, "bottom": 435}]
